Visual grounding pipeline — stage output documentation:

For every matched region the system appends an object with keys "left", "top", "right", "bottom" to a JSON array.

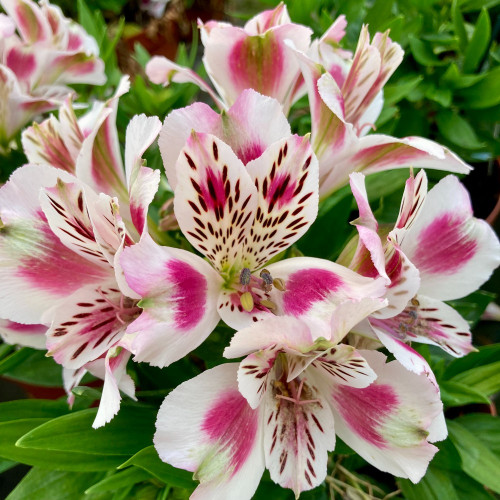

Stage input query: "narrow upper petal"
[
  {"left": 174, "top": 131, "right": 258, "bottom": 272},
  {"left": 154, "top": 363, "right": 265, "bottom": 500},
  {"left": 399, "top": 175, "right": 500, "bottom": 300}
]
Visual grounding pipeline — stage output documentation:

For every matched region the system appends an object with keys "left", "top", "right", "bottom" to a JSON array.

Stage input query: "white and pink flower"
[
  {"left": 345, "top": 170, "right": 500, "bottom": 373},
  {"left": 154, "top": 314, "right": 446, "bottom": 499},
  {"left": 0, "top": 0, "right": 105, "bottom": 148}
]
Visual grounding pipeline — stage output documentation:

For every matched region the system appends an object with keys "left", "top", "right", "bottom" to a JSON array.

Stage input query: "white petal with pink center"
[
  {"left": 323, "top": 349, "right": 444, "bottom": 483},
  {"left": 120, "top": 234, "right": 222, "bottom": 367},
  {"left": 154, "top": 363, "right": 265, "bottom": 500},
  {"left": 398, "top": 174, "right": 500, "bottom": 301},
  {"left": 0, "top": 164, "right": 109, "bottom": 324}
]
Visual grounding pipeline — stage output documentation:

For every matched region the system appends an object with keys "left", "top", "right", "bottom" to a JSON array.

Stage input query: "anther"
[
  {"left": 239, "top": 268, "right": 251, "bottom": 286},
  {"left": 260, "top": 299, "right": 277, "bottom": 311},
  {"left": 260, "top": 269, "right": 273, "bottom": 285},
  {"left": 240, "top": 291, "right": 254, "bottom": 312},
  {"left": 272, "top": 278, "right": 285, "bottom": 291}
]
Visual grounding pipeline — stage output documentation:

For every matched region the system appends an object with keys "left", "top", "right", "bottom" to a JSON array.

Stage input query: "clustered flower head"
[
  {"left": 0, "top": 0, "right": 105, "bottom": 149},
  {"left": 0, "top": 2, "right": 499, "bottom": 499}
]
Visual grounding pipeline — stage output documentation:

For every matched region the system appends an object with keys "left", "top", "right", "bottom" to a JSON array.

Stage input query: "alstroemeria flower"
[
  {"left": 0, "top": 0, "right": 105, "bottom": 147},
  {"left": 146, "top": 3, "right": 311, "bottom": 113},
  {"left": 308, "top": 20, "right": 403, "bottom": 136},
  {"left": 293, "top": 47, "right": 471, "bottom": 197},
  {"left": 345, "top": 170, "right": 500, "bottom": 372},
  {"left": 121, "top": 94, "right": 386, "bottom": 366},
  {"left": 0, "top": 115, "right": 161, "bottom": 426},
  {"left": 154, "top": 314, "right": 445, "bottom": 499}
]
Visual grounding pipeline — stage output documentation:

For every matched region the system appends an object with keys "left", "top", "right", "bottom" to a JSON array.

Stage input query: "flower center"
[{"left": 236, "top": 267, "right": 285, "bottom": 312}]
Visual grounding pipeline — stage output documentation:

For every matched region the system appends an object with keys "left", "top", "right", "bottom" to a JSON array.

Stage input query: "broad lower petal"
[
  {"left": 399, "top": 175, "right": 500, "bottom": 300},
  {"left": 265, "top": 257, "right": 387, "bottom": 328},
  {"left": 370, "top": 295, "right": 474, "bottom": 357},
  {"left": 155, "top": 363, "right": 265, "bottom": 500},
  {"left": 174, "top": 131, "right": 258, "bottom": 272},
  {"left": 120, "top": 234, "right": 222, "bottom": 367},
  {"left": 0, "top": 165, "right": 109, "bottom": 324},
  {"left": 324, "top": 350, "right": 444, "bottom": 483}
]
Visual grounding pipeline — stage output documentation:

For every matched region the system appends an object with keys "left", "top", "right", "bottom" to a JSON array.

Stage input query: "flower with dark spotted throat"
[
  {"left": 154, "top": 310, "right": 446, "bottom": 499},
  {"left": 121, "top": 90, "right": 388, "bottom": 368},
  {"left": 343, "top": 170, "right": 500, "bottom": 378}
]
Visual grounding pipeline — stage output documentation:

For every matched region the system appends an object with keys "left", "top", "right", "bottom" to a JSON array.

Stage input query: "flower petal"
[
  {"left": 325, "top": 350, "right": 444, "bottom": 483},
  {"left": 201, "top": 22, "right": 311, "bottom": 110},
  {"left": 370, "top": 294, "right": 474, "bottom": 357},
  {"left": 245, "top": 135, "right": 319, "bottom": 269},
  {"left": 265, "top": 257, "right": 387, "bottom": 327},
  {"left": 89, "top": 347, "right": 136, "bottom": 429},
  {"left": 0, "top": 165, "right": 108, "bottom": 323},
  {"left": 154, "top": 363, "right": 265, "bottom": 500},
  {"left": 0, "top": 319, "right": 47, "bottom": 349},
  {"left": 46, "top": 282, "right": 129, "bottom": 369},
  {"left": 174, "top": 131, "right": 258, "bottom": 272},
  {"left": 120, "top": 234, "right": 222, "bottom": 367},
  {"left": 263, "top": 366, "right": 335, "bottom": 496},
  {"left": 124, "top": 114, "right": 162, "bottom": 234},
  {"left": 399, "top": 175, "right": 500, "bottom": 300}
]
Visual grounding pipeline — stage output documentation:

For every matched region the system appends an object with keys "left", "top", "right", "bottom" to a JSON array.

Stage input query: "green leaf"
[
  {"left": 440, "top": 63, "right": 486, "bottom": 89},
  {"left": 448, "top": 360, "right": 500, "bottom": 396},
  {"left": 6, "top": 468, "right": 105, "bottom": 500},
  {"left": 85, "top": 467, "right": 153, "bottom": 494},
  {"left": 439, "top": 380, "right": 490, "bottom": 407},
  {"left": 0, "top": 347, "right": 35, "bottom": 375},
  {"left": 445, "top": 343, "right": 500, "bottom": 378},
  {"left": 0, "top": 418, "right": 125, "bottom": 470},
  {"left": 17, "top": 405, "right": 156, "bottom": 456},
  {"left": 446, "top": 290, "right": 496, "bottom": 327},
  {"left": 119, "top": 446, "right": 195, "bottom": 490},
  {"left": 408, "top": 36, "right": 448, "bottom": 66},
  {"left": 3, "top": 348, "right": 64, "bottom": 386},
  {"left": 455, "top": 413, "right": 500, "bottom": 456},
  {"left": 447, "top": 420, "right": 500, "bottom": 493},
  {"left": 436, "top": 109, "right": 484, "bottom": 149},
  {"left": 456, "top": 67, "right": 500, "bottom": 108},
  {"left": 398, "top": 465, "right": 460, "bottom": 500},
  {"left": 452, "top": 0, "right": 468, "bottom": 53},
  {"left": 383, "top": 75, "right": 423, "bottom": 106},
  {"left": 0, "top": 399, "right": 68, "bottom": 422},
  {"left": 0, "top": 458, "right": 17, "bottom": 473},
  {"left": 463, "top": 8, "right": 491, "bottom": 73},
  {"left": 459, "top": 0, "right": 500, "bottom": 12},
  {"left": 364, "top": 0, "right": 395, "bottom": 32},
  {"left": 77, "top": 0, "right": 105, "bottom": 47}
]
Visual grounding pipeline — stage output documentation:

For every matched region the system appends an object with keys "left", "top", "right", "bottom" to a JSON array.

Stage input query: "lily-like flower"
[
  {"left": 0, "top": 114, "right": 161, "bottom": 426},
  {"left": 308, "top": 20, "right": 403, "bottom": 136},
  {"left": 154, "top": 313, "right": 446, "bottom": 499},
  {"left": 121, "top": 90, "right": 386, "bottom": 367},
  {"left": 0, "top": 0, "right": 105, "bottom": 148},
  {"left": 293, "top": 42, "right": 471, "bottom": 197},
  {"left": 344, "top": 170, "right": 500, "bottom": 373},
  {"left": 146, "top": 3, "right": 311, "bottom": 113}
]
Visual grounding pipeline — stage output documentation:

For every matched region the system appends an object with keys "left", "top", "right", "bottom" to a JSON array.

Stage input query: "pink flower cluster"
[
  {"left": 0, "top": 3, "right": 499, "bottom": 498},
  {"left": 0, "top": 0, "right": 104, "bottom": 149}
]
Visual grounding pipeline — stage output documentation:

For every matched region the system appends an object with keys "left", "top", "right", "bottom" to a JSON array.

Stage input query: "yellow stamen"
[
  {"left": 272, "top": 278, "right": 286, "bottom": 291},
  {"left": 240, "top": 292, "right": 254, "bottom": 312}
]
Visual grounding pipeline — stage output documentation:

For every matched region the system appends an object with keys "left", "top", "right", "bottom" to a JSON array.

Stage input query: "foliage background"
[{"left": 0, "top": 0, "right": 499, "bottom": 498}]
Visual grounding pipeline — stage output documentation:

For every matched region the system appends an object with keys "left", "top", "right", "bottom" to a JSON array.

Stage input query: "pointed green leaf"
[{"left": 463, "top": 8, "right": 491, "bottom": 73}]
